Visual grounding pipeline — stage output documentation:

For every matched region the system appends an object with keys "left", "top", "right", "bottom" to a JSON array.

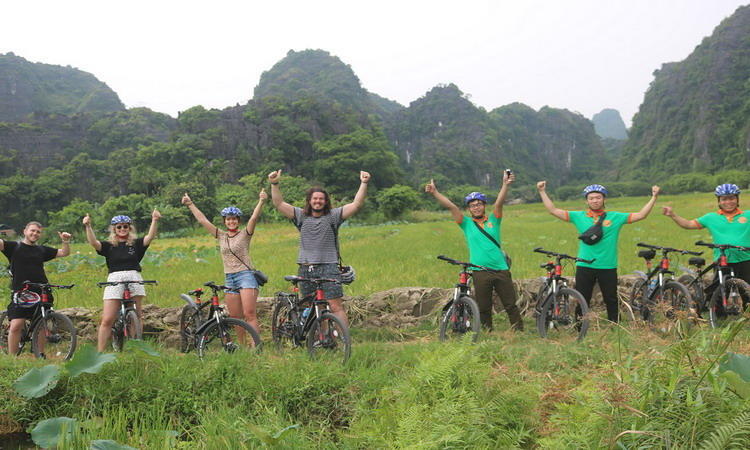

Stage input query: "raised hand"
[
  {"left": 268, "top": 170, "right": 282, "bottom": 184},
  {"left": 259, "top": 188, "right": 268, "bottom": 201},
  {"left": 82, "top": 214, "right": 91, "bottom": 226},
  {"left": 58, "top": 231, "right": 72, "bottom": 242},
  {"left": 537, "top": 181, "right": 547, "bottom": 191},
  {"left": 152, "top": 209, "right": 161, "bottom": 221},
  {"left": 503, "top": 170, "right": 515, "bottom": 185},
  {"left": 662, "top": 206, "right": 674, "bottom": 217},
  {"left": 360, "top": 171, "right": 371, "bottom": 184},
  {"left": 425, "top": 179, "right": 437, "bottom": 194},
  {"left": 652, "top": 185, "right": 661, "bottom": 197},
  {"left": 181, "top": 193, "right": 192, "bottom": 205}
]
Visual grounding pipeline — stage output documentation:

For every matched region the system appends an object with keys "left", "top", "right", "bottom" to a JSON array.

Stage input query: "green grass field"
[{"left": 16, "top": 192, "right": 718, "bottom": 309}]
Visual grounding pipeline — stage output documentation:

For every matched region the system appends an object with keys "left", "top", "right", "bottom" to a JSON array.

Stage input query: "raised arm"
[
  {"left": 629, "top": 186, "right": 660, "bottom": 223},
  {"left": 82, "top": 214, "right": 102, "bottom": 251},
  {"left": 143, "top": 209, "right": 161, "bottom": 246},
  {"left": 537, "top": 181, "right": 568, "bottom": 221},
  {"left": 425, "top": 179, "right": 463, "bottom": 223},
  {"left": 56, "top": 232, "right": 71, "bottom": 258},
  {"left": 494, "top": 170, "right": 515, "bottom": 218},
  {"left": 246, "top": 189, "right": 267, "bottom": 235},
  {"left": 268, "top": 170, "right": 295, "bottom": 219},
  {"left": 342, "top": 171, "right": 370, "bottom": 220},
  {"left": 662, "top": 205, "right": 702, "bottom": 229},
  {"left": 182, "top": 193, "right": 218, "bottom": 236}
]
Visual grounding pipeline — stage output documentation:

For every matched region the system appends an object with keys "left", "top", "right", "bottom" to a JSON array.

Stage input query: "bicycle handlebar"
[
  {"left": 22, "top": 281, "right": 74, "bottom": 290},
  {"left": 97, "top": 280, "right": 157, "bottom": 287},
  {"left": 202, "top": 281, "right": 229, "bottom": 291},
  {"left": 637, "top": 242, "right": 702, "bottom": 256},
  {"left": 696, "top": 240, "right": 750, "bottom": 252},
  {"left": 436, "top": 255, "right": 490, "bottom": 271},
  {"left": 283, "top": 275, "right": 341, "bottom": 285},
  {"left": 532, "top": 248, "right": 594, "bottom": 265}
]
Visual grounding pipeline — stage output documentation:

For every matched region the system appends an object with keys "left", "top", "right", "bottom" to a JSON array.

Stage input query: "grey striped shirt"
[{"left": 292, "top": 207, "right": 344, "bottom": 264}]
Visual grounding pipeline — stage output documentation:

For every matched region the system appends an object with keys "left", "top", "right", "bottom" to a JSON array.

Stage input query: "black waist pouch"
[{"left": 578, "top": 212, "right": 606, "bottom": 245}]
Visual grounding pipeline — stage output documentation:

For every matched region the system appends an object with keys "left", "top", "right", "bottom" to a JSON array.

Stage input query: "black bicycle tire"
[
  {"left": 628, "top": 278, "right": 647, "bottom": 320},
  {"left": 179, "top": 305, "right": 202, "bottom": 353},
  {"left": 537, "top": 288, "right": 589, "bottom": 341},
  {"left": 708, "top": 278, "right": 750, "bottom": 328},
  {"left": 113, "top": 310, "right": 142, "bottom": 352},
  {"left": 438, "top": 295, "right": 480, "bottom": 343},
  {"left": 663, "top": 280, "right": 695, "bottom": 318},
  {"left": 197, "top": 317, "right": 262, "bottom": 357},
  {"left": 306, "top": 312, "right": 351, "bottom": 364},
  {"left": 677, "top": 274, "right": 704, "bottom": 309},
  {"left": 31, "top": 311, "right": 77, "bottom": 361},
  {"left": 271, "top": 297, "right": 299, "bottom": 351}
]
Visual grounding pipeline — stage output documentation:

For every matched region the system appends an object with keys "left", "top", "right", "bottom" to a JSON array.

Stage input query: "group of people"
[
  {"left": 1, "top": 170, "right": 370, "bottom": 355},
  {"left": 2, "top": 168, "right": 748, "bottom": 355}
]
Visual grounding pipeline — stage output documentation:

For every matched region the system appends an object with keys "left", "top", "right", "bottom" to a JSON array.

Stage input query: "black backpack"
[{"left": 578, "top": 212, "right": 606, "bottom": 245}]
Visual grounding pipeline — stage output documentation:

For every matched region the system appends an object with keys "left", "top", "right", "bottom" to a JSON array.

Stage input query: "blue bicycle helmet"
[
  {"left": 220, "top": 206, "right": 243, "bottom": 217},
  {"left": 464, "top": 192, "right": 487, "bottom": 205},
  {"left": 582, "top": 184, "right": 608, "bottom": 198},
  {"left": 110, "top": 215, "right": 132, "bottom": 225},
  {"left": 715, "top": 183, "right": 741, "bottom": 197}
]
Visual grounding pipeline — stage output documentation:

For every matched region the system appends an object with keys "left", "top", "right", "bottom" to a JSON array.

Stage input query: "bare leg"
[
  {"left": 8, "top": 319, "right": 26, "bottom": 356},
  {"left": 224, "top": 292, "right": 250, "bottom": 346},
  {"left": 239, "top": 288, "right": 259, "bottom": 333},
  {"left": 327, "top": 298, "right": 348, "bottom": 327},
  {"left": 97, "top": 300, "right": 121, "bottom": 352}
]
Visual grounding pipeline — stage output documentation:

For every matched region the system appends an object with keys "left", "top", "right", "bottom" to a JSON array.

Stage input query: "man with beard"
[
  {"left": 0, "top": 221, "right": 72, "bottom": 356},
  {"left": 662, "top": 183, "right": 750, "bottom": 283},
  {"left": 268, "top": 169, "right": 370, "bottom": 326},
  {"left": 425, "top": 171, "right": 523, "bottom": 331},
  {"left": 537, "top": 182, "right": 660, "bottom": 322}
]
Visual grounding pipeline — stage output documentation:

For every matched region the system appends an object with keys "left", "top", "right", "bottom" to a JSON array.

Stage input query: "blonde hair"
[{"left": 107, "top": 223, "right": 137, "bottom": 246}]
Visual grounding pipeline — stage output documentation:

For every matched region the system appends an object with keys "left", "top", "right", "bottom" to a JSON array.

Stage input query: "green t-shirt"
[
  {"left": 696, "top": 211, "right": 750, "bottom": 263},
  {"left": 458, "top": 214, "right": 509, "bottom": 270},
  {"left": 568, "top": 211, "right": 631, "bottom": 269}
]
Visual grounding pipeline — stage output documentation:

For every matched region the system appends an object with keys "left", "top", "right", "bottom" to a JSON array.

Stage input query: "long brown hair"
[{"left": 303, "top": 187, "right": 332, "bottom": 216}]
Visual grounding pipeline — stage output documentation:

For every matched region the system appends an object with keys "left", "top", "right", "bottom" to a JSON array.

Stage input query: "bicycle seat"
[
  {"left": 638, "top": 249, "right": 656, "bottom": 260},
  {"left": 284, "top": 275, "right": 303, "bottom": 283},
  {"left": 689, "top": 257, "right": 706, "bottom": 267}
]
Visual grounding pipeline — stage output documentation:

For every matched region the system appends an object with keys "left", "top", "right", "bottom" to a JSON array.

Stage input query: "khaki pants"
[{"left": 472, "top": 270, "right": 523, "bottom": 331}]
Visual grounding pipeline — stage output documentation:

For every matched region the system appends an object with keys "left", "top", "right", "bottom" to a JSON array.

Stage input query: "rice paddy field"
[{"left": 2, "top": 192, "right": 750, "bottom": 449}]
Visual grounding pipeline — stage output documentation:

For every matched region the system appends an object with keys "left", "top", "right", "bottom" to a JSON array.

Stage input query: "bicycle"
[
  {"left": 0, "top": 281, "right": 76, "bottom": 360},
  {"left": 179, "top": 281, "right": 262, "bottom": 357},
  {"left": 97, "top": 279, "right": 157, "bottom": 351},
  {"left": 435, "top": 255, "right": 482, "bottom": 342},
  {"left": 628, "top": 243, "right": 698, "bottom": 327},
  {"left": 271, "top": 275, "right": 351, "bottom": 364},
  {"left": 532, "top": 248, "right": 592, "bottom": 341},
  {"left": 678, "top": 240, "right": 750, "bottom": 328}
]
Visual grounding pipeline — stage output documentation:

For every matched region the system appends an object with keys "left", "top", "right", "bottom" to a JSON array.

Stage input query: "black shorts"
[{"left": 6, "top": 291, "right": 53, "bottom": 320}]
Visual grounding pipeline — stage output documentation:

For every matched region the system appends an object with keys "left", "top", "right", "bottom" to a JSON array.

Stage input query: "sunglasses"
[{"left": 115, "top": 224, "right": 130, "bottom": 230}]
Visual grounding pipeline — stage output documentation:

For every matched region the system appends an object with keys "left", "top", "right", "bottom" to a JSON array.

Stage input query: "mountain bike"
[
  {"left": 678, "top": 241, "right": 750, "bottom": 328},
  {"left": 628, "top": 243, "right": 698, "bottom": 327},
  {"left": 532, "top": 248, "right": 592, "bottom": 341},
  {"left": 179, "top": 281, "right": 262, "bottom": 357},
  {"left": 0, "top": 282, "right": 76, "bottom": 360},
  {"left": 97, "top": 279, "right": 157, "bottom": 351},
  {"left": 271, "top": 275, "right": 351, "bottom": 364},
  {"left": 435, "top": 255, "right": 482, "bottom": 342}
]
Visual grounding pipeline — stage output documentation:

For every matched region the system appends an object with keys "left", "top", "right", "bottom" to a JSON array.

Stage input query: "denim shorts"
[
  {"left": 297, "top": 264, "right": 343, "bottom": 299},
  {"left": 224, "top": 270, "right": 258, "bottom": 294}
]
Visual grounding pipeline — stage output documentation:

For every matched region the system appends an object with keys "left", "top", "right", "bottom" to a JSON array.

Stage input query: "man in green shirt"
[
  {"left": 426, "top": 171, "right": 522, "bottom": 331},
  {"left": 663, "top": 183, "right": 750, "bottom": 283},
  {"left": 537, "top": 182, "right": 660, "bottom": 322}
]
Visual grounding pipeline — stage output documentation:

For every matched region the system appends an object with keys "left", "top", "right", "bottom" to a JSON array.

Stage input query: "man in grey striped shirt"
[{"left": 268, "top": 169, "right": 370, "bottom": 325}]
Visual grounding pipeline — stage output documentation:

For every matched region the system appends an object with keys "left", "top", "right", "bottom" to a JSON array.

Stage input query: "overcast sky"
[{"left": 2, "top": 0, "right": 747, "bottom": 126}]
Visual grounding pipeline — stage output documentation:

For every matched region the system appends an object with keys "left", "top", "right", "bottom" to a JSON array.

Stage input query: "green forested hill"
[
  {"left": 619, "top": 5, "right": 750, "bottom": 179},
  {"left": 0, "top": 53, "right": 124, "bottom": 121},
  {"left": 592, "top": 108, "right": 628, "bottom": 140}
]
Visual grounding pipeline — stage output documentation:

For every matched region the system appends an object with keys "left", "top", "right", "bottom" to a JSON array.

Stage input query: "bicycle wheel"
[
  {"left": 271, "top": 297, "right": 300, "bottom": 351},
  {"left": 306, "top": 312, "right": 351, "bottom": 364},
  {"left": 112, "top": 310, "right": 142, "bottom": 352},
  {"left": 31, "top": 312, "right": 77, "bottom": 361},
  {"left": 707, "top": 278, "right": 750, "bottom": 328},
  {"left": 179, "top": 306, "right": 203, "bottom": 353},
  {"left": 627, "top": 279, "right": 647, "bottom": 320},
  {"left": 537, "top": 288, "right": 589, "bottom": 341},
  {"left": 438, "top": 295, "right": 480, "bottom": 343},
  {"left": 197, "top": 317, "right": 262, "bottom": 357},
  {"left": 643, "top": 281, "right": 695, "bottom": 330},
  {"left": 678, "top": 274, "right": 705, "bottom": 309}
]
